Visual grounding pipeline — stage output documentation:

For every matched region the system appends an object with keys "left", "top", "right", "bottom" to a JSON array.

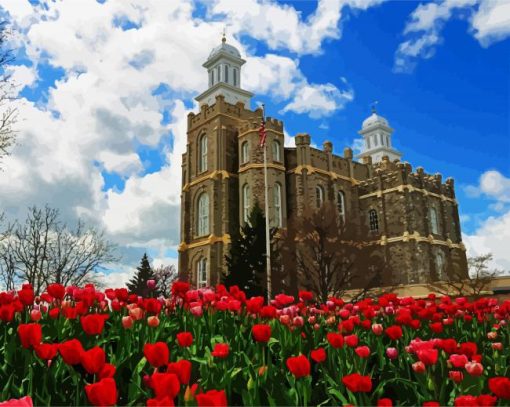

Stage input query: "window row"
[
  {"left": 209, "top": 65, "right": 238, "bottom": 87},
  {"left": 241, "top": 139, "right": 281, "bottom": 164},
  {"left": 315, "top": 187, "right": 346, "bottom": 224},
  {"left": 366, "top": 133, "right": 390, "bottom": 150}
]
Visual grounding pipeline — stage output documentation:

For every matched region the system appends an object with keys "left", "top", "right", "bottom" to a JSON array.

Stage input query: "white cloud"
[
  {"left": 472, "top": 0, "right": 510, "bottom": 46},
  {"left": 463, "top": 210, "right": 510, "bottom": 273},
  {"left": 394, "top": 0, "right": 510, "bottom": 72},
  {"left": 7, "top": 64, "right": 38, "bottom": 89},
  {"left": 464, "top": 170, "right": 510, "bottom": 204},
  {"left": 98, "top": 151, "right": 143, "bottom": 176},
  {"left": 282, "top": 82, "right": 354, "bottom": 119}
]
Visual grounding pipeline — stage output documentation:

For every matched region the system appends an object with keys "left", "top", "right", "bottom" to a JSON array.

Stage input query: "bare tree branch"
[{"left": 154, "top": 264, "right": 178, "bottom": 298}]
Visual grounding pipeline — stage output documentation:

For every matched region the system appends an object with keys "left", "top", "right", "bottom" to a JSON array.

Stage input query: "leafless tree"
[
  {"left": 278, "top": 202, "right": 379, "bottom": 303},
  {"left": 427, "top": 253, "right": 502, "bottom": 297},
  {"left": 153, "top": 264, "right": 178, "bottom": 297},
  {"left": 0, "top": 21, "right": 18, "bottom": 165},
  {"left": 0, "top": 206, "right": 118, "bottom": 293}
]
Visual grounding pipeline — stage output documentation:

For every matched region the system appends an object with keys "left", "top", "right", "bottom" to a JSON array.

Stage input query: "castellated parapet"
[{"left": 178, "top": 36, "right": 468, "bottom": 291}]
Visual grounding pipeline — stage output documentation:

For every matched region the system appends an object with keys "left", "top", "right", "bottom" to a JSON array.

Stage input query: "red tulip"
[
  {"left": 342, "top": 373, "right": 372, "bottom": 393},
  {"left": 84, "top": 378, "right": 117, "bottom": 406},
  {"left": 355, "top": 346, "right": 371, "bottom": 359},
  {"left": 0, "top": 396, "right": 33, "bottom": 407},
  {"left": 147, "top": 396, "right": 175, "bottom": 406},
  {"left": 286, "top": 355, "right": 310, "bottom": 378},
  {"left": 449, "top": 354, "right": 468, "bottom": 369},
  {"left": 47, "top": 284, "right": 66, "bottom": 300},
  {"left": 252, "top": 324, "right": 271, "bottom": 343},
  {"left": 377, "top": 399, "right": 393, "bottom": 407},
  {"left": 454, "top": 396, "right": 478, "bottom": 406},
  {"left": 98, "top": 363, "right": 116, "bottom": 379},
  {"left": 465, "top": 362, "right": 483, "bottom": 376},
  {"left": 311, "top": 348, "right": 326, "bottom": 363},
  {"left": 17, "top": 323, "right": 42, "bottom": 349},
  {"left": 459, "top": 342, "right": 477, "bottom": 358},
  {"left": 34, "top": 343, "right": 58, "bottom": 361},
  {"left": 326, "top": 332, "right": 344, "bottom": 348},
  {"left": 412, "top": 361, "right": 426, "bottom": 373},
  {"left": 298, "top": 290, "right": 313, "bottom": 301},
  {"left": 150, "top": 372, "right": 180, "bottom": 399},
  {"left": 345, "top": 334, "right": 359, "bottom": 348},
  {"left": 449, "top": 371, "right": 464, "bottom": 383},
  {"left": 385, "top": 325, "right": 403, "bottom": 340},
  {"left": 81, "top": 346, "right": 106, "bottom": 374},
  {"left": 417, "top": 349, "right": 438, "bottom": 366},
  {"left": 211, "top": 343, "right": 230, "bottom": 359},
  {"left": 195, "top": 389, "right": 227, "bottom": 407},
  {"left": 476, "top": 395, "right": 498, "bottom": 406},
  {"left": 489, "top": 377, "right": 510, "bottom": 399},
  {"left": 422, "top": 402, "right": 440, "bottom": 407},
  {"left": 80, "top": 313, "right": 108, "bottom": 336},
  {"left": 144, "top": 342, "right": 170, "bottom": 368},
  {"left": 429, "top": 322, "right": 443, "bottom": 334},
  {"left": 0, "top": 304, "right": 15, "bottom": 322},
  {"left": 18, "top": 287, "right": 34, "bottom": 306},
  {"left": 167, "top": 359, "right": 192, "bottom": 385},
  {"left": 176, "top": 331, "right": 193, "bottom": 347},
  {"left": 58, "top": 339, "right": 84, "bottom": 365}
]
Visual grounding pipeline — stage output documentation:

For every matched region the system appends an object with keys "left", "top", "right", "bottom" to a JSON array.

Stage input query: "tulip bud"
[
  {"left": 190, "top": 306, "right": 203, "bottom": 317},
  {"left": 129, "top": 307, "right": 144, "bottom": 320},
  {"left": 147, "top": 316, "right": 160, "bottom": 327},
  {"left": 386, "top": 347, "right": 398, "bottom": 360},
  {"left": 412, "top": 361, "right": 426, "bottom": 374},
  {"left": 147, "top": 279, "right": 156, "bottom": 290},
  {"left": 313, "top": 323, "right": 320, "bottom": 330},
  {"left": 326, "top": 316, "right": 336, "bottom": 325},
  {"left": 258, "top": 366, "right": 268, "bottom": 376},
  {"left": 308, "top": 316, "right": 316, "bottom": 325},
  {"left": 122, "top": 316, "right": 134, "bottom": 329},
  {"left": 449, "top": 371, "right": 463, "bottom": 383},
  {"left": 465, "top": 362, "right": 483, "bottom": 377},
  {"left": 487, "top": 331, "right": 497, "bottom": 340},
  {"left": 492, "top": 342, "right": 503, "bottom": 351},
  {"left": 30, "top": 309, "right": 42, "bottom": 321},
  {"left": 279, "top": 315, "right": 290, "bottom": 325},
  {"left": 372, "top": 324, "right": 383, "bottom": 335},
  {"left": 293, "top": 316, "right": 304, "bottom": 327}
]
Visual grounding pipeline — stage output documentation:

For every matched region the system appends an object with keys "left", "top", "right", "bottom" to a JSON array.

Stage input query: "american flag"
[{"left": 259, "top": 115, "right": 267, "bottom": 147}]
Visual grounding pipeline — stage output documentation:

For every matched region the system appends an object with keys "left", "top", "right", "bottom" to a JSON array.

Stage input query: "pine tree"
[
  {"left": 223, "top": 203, "right": 269, "bottom": 297},
  {"left": 126, "top": 253, "right": 157, "bottom": 297}
]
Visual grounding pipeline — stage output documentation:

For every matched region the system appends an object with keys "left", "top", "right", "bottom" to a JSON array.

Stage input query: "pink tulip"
[
  {"left": 147, "top": 316, "right": 160, "bottom": 327},
  {"left": 412, "top": 361, "right": 426, "bottom": 373},
  {"left": 147, "top": 279, "right": 156, "bottom": 290},
  {"left": 492, "top": 342, "right": 503, "bottom": 351},
  {"left": 465, "top": 362, "right": 483, "bottom": 376},
  {"left": 122, "top": 316, "right": 134, "bottom": 329},
  {"left": 372, "top": 324, "right": 383, "bottom": 335},
  {"left": 386, "top": 347, "right": 398, "bottom": 360},
  {"left": 30, "top": 309, "right": 42, "bottom": 322}
]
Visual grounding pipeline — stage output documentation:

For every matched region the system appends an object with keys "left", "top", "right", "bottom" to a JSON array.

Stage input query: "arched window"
[
  {"left": 316, "top": 186, "right": 324, "bottom": 209},
  {"left": 386, "top": 135, "right": 390, "bottom": 146},
  {"left": 197, "top": 258, "right": 207, "bottom": 288},
  {"left": 435, "top": 252, "right": 445, "bottom": 280},
  {"left": 373, "top": 134, "right": 378, "bottom": 146},
  {"left": 243, "top": 184, "right": 250, "bottom": 223},
  {"left": 272, "top": 140, "right": 281, "bottom": 162},
  {"left": 274, "top": 183, "right": 282, "bottom": 228},
  {"left": 233, "top": 68, "right": 238, "bottom": 86},
  {"left": 224, "top": 64, "right": 229, "bottom": 83},
  {"left": 369, "top": 209, "right": 379, "bottom": 232},
  {"left": 199, "top": 134, "right": 207, "bottom": 172},
  {"left": 366, "top": 137, "right": 371, "bottom": 149},
  {"left": 241, "top": 141, "right": 249, "bottom": 164},
  {"left": 209, "top": 70, "right": 214, "bottom": 86},
  {"left": 216, "top": 66, "right": 221, "bottom": 82},
  {"left": 380, "top": 133, "right": 384, "bottom": 146},
  {"left": 337, "top": 191, "right": 345, "bottom": 224},
  {"left": 429, "top": 207, "right": 439, "bottom": 234},
  {"left": 197, "top": 193, "right": 209, "bottom": 236}
]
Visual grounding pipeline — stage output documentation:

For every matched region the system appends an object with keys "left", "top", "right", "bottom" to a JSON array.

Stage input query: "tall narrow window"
[
  {"left": 274, "top": 183, "right": 282, "bottom": 228},
  {"left": 216, "top": 66, "right": 221, "bottom": 82},
  {"left": 233, "top": 68, "right": 238, "bottom": 86},
  {"left": 316, "top": 186, "right": 324, "bottom": 209},
  {"left": 380, "top": 133, "right": 384, "bottom": 146},
  {"left": 199, "top": 134, "right": 207, "bottom": 172},
  {"left": 272, "top": 140, "right": 281, "bottom": 162},
  {"left": 386, "top": 135, "right": 390, "bottom": 146},
  {"left": 367, "top": 137, "right": 371, "bottom": 149},
  {"left": 369, "top": 209, "right": 379, "bottom": 232},
  {"left": 224, "top": 65, "right": 228, "bottom": 84},
  {"left": 435, "top": 252, "right": 445, "bottom": 280},
  {"left": 197, "top": 258, "right": 207, "bottom": 288},
  {"left": 429, "top": 207, "right": 439, "bottom": 234},
  {"left": 197, "top": 193, "right": 209, "bottom": 236},
  {"left": 241, "top": 141, "right": 249, "bottom": 164},
  {"left": 337, "top": 191, "right": 345, "bottom": 224},
  {"left": 210, "top": 70, "right": 214, "bottom": 86},
  {"left": 243, "top": 184, "right": 250, "bottom": 223},
  {"left": 373, "top": 135, "right": 378, "bottom": 146}
]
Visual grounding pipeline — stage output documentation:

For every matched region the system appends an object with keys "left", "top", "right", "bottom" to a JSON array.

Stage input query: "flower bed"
[{"left": 0, "top": 282, "right": 509, "bottom": 406}]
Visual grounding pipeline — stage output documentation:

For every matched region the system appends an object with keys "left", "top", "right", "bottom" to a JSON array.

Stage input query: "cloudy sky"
[{"left": 0, "top": 0, "right": 508, "bottom": 287}]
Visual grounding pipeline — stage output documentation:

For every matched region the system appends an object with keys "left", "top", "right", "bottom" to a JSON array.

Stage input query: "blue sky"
[{"left": 0, "top": 0, "right": 509, "bottom": 285}]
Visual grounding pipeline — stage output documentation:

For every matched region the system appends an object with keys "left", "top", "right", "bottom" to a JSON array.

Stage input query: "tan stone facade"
[{"left": 178, "top": 95, "right": 468, "bottom": 289}]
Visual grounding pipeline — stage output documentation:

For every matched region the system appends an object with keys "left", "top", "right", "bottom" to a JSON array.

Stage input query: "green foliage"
[
  {"left": 126, "top": 253, "right": 157, "bottom": 297},
  {"left": 223, "top": 203, "right": 268, "bottom": 297}
]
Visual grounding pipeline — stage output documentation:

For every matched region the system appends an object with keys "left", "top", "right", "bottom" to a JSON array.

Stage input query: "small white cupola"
[
  {"left": 357, "top": 103, "right": 402, "bottom": 164},
  {"left": 195, "top": 33, "right": 253, "bottom": 108}
]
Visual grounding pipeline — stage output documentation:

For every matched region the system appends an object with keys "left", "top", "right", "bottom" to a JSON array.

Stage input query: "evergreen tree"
[
  {"left": 126, "top": 253, "right": 157, "bottom": 297},
  {"left": 223, "top": 203, "right": 271, "bottom": 297}
]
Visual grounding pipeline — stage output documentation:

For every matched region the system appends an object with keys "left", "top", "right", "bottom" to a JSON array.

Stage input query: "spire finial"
[
  {"left": 371, "top": 100, "right": 379, "bottom": 114},
  {"left": 222, "top": 27, "right": 226, "bottom": 43}
]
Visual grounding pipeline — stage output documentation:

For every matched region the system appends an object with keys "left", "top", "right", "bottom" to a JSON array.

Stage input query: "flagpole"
[{"left": 261, "top": 104, "right": 272, "bottom": 303}]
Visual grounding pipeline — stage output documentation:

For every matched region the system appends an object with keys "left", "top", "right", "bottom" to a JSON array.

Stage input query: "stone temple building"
[{"left": 178, "top": 36, "right": 468, "bottom": 290}]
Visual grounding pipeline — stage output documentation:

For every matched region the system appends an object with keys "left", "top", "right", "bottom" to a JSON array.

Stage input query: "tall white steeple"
[
  {"left": 357, "top": 104, "right": 402, "bottom": 164},
  {"left": 195, "top": 33, "right": 253, "bottom": 108}
]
